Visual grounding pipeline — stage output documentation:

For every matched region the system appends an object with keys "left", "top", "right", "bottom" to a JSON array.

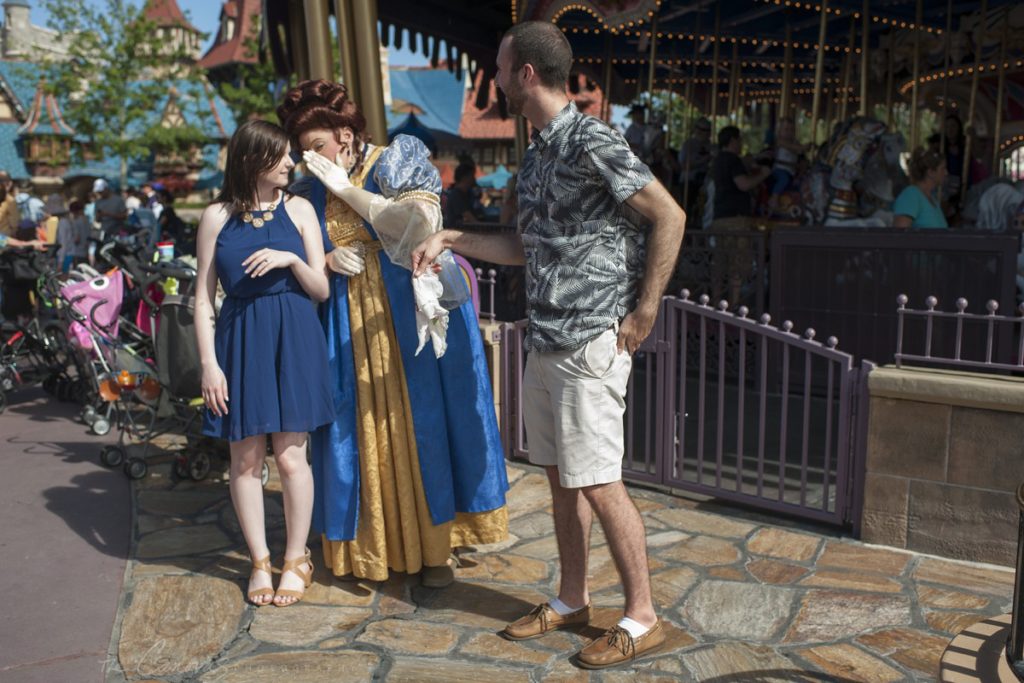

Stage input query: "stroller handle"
[
  {"left": 89, "top": 298, "right": 116, "bottom": 335},
  {"left": 138, "top": 262, "right": 197, "bottom": 281}
]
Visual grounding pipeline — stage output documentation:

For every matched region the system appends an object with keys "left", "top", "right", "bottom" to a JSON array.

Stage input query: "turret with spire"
[
  {"left": 142, "top": 0, "right": 202, "bottom": 64},
  {"left": 17, "top": 80, "right": 75, "bottom": 178}
]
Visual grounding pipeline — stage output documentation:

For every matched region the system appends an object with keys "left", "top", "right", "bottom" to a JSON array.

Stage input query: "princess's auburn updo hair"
[{"left": 277, "top": 80, "right": 369, "bottom": 173}]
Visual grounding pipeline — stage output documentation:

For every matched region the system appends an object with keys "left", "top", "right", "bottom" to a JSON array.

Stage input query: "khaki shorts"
[{"left": 522, "top": 327, "right": 633, "bottom": 488}]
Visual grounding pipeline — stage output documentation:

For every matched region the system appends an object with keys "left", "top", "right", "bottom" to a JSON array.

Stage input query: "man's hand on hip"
[{"left": 616, "top": 307, "right": 657, "bottom": 355}]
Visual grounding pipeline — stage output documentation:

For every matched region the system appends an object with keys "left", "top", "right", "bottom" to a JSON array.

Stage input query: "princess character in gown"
[
  {"left": 197, "top": 120, "right": 336, "bottom": 606},
  {"left": 277, "top": 80, "right": 509, "bottom": 587}
]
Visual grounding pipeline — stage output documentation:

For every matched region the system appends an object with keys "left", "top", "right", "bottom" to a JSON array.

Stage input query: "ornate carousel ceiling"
[{"left": 264, "top": 0, "right": 1024, "bottom": 147}]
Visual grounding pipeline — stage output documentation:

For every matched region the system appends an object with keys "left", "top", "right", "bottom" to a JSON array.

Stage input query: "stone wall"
[
  {"left": 861, "top": 366, "right": 1024, "bottom": 567},
  {"left": 478, "top": 320, "right": 503, "bottom": 428}
]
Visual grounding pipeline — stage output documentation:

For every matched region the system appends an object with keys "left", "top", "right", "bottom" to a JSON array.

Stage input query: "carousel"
[{"left": 266, "top": 0, "right": 1024, "bottom": 231}]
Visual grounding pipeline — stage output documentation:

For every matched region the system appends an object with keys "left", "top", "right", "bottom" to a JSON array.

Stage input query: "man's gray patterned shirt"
[{"left": 517, "top": 102, "right": 655, "bottom": 352}]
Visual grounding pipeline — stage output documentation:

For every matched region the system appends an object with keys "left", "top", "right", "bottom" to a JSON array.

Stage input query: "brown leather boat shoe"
[
  {"left": 576, "top": 620, "right": 665, "bottom": 670},
  {"left": 502, "top": 602, "right": 591, "bottom": 641}
]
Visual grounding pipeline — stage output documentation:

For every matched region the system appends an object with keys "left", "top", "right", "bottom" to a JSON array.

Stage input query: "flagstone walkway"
[{"left": 104, "top": 435, "right": 1015, "bottom": 683}]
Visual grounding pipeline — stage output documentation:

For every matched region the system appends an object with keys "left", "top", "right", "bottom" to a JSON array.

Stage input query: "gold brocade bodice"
[{"left": 325, "top": 146, "right": 385, "bottom": 249}]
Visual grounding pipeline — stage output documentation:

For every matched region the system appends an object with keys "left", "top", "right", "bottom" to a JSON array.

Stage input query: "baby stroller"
[
  {"left": 94, "top": 261, "right": 244, "bottom": 482},
  {"left": 58, "top": 269, "right": 151, "bottom": 437},
  {"left": 0, "top": 248, "right": 72, "bottom": 412}
]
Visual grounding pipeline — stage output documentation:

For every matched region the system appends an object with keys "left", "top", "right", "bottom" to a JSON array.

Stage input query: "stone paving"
[{"left": 107, "top": 440, "right": 1016, "bottom": 682}]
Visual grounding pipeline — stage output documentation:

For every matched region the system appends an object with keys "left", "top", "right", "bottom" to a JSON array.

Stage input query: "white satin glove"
[
  {"left": 327, "top": 244, "right": 365, "bottom": 276},
  {"left": 303, "top": 150, "right": 352, "bottom": 197}
]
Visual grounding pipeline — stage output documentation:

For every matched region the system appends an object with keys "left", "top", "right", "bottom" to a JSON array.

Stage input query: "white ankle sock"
[
  {"left": 617, "top": 617, "right": 651, "bottom": 638},
  {"left": 549, "top": 597, "right": 583, "bottom": 615}
]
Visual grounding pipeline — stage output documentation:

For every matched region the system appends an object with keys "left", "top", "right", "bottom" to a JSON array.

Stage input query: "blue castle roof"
[{"left": 386, "top": 68, "right": 464, "bottom": 137}]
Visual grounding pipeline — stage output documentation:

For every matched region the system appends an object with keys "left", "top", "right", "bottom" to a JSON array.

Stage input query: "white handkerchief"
[{"left": 412, "top": 270, "right": 449, "bottom": 358}]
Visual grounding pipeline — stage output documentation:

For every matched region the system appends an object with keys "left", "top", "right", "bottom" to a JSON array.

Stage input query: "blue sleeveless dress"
[{"left": 202, "top": 200, "right": 336, "bottom": 442}]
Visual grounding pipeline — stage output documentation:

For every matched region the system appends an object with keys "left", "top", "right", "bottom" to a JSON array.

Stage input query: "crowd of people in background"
[{"left": 614, "top": 107, "right": 1012, "bottom": 232}]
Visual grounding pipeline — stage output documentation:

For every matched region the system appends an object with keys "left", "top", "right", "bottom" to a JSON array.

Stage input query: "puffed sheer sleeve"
[{"left": 367, "top": 135, "right": 444, "bottom": 272}]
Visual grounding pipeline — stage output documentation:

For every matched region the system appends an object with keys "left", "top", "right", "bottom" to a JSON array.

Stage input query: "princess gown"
[
  {"left": 296, "top": 135, "right": 509, "bottom": 580},
  {"left": 202, "top": 200, "right": 336, "bottom": 442}
]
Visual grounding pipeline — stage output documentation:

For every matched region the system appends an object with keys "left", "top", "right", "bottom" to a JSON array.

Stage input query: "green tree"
[
  {"left": 215, "top": 15, "right": 288, "bottom": 124},
  {"left": 38, "top": 0, "right": 210, "bottom": 189}
]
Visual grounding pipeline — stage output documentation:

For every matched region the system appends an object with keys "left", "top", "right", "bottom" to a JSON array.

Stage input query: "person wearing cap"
[
  {"left": 93, "top": 178, "right": 127, "bottom": 243},
  {"left": 678, "top": 117, "right": 713, "bottom": 221}
]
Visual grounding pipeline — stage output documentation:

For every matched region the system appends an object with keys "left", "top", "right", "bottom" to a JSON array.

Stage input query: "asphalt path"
[{"left": 0, "top": 387, "right": 130, "bottom": 683}]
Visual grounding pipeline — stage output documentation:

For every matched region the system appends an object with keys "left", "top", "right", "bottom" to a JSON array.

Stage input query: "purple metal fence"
[
  {"left": 895, "top": 294, "right": 1024, "bottom": 374},
  {"left": 499, "top": 292, "right": 870, "bottom": 527}
]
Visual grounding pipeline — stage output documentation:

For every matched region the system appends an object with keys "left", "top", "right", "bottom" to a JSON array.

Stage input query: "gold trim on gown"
[{"left": 321, "top": 147, "right": 508, "bottom": 581}]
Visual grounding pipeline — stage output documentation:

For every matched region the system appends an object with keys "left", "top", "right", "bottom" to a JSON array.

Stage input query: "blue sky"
[{"left": 30, "top": 0, "right": 428, "bottom": 65}]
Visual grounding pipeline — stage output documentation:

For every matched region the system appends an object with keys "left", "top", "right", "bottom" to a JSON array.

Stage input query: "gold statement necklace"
[{"left": 241, "top": 191, "right": 281, "bottom": 229}]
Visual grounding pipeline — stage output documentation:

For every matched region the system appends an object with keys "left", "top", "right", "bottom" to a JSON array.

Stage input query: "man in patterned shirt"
[{"left": 412, "top": 20, "right": 685, "bottom": 669}]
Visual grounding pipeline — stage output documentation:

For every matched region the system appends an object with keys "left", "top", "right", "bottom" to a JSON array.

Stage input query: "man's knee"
[{"left": 580, "top": 480, "right": 627, "bottom": 508}]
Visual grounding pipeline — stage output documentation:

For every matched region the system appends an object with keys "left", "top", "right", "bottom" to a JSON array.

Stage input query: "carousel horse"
[{"left": 798, "top": 116, "right": 905, "bottom": 227}]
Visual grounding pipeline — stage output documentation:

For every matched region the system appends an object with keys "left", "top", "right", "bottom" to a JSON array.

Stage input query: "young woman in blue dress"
[{"left": 196, "top": 120, "right": 336, "bottom": 606}]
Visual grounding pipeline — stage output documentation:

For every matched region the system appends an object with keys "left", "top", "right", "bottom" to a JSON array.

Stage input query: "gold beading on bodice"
[{"left": 324, "top": 146, "right": 384, "bottom": 249}]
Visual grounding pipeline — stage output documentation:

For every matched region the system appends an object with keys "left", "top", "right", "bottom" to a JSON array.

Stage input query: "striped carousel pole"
[
  {"left": 939, "top": 0, "right": 953, "bottom": 155},
  {"left": 682, "top": 9, "right": 702, "bottom": 213},
  {"left": 992, "top": 14, "right": 1009, "bottom": 175},
  {"left": 909, "top": 0, "right": 923, "bottom": 150},
  {"left": 710, "top": 4, "right": 721, "bottom": 135},
  {"left": 962, "top": 0, "right": 988, "bottom": 206},
  {"left": 781, "top": 17, "right": 794, "bottom": 117},
  {"left": 858, "top": 0, "right": 870, "bottom": 116},
  {"left": 809, "top": 0, "right": 829, "bottom": 145}
]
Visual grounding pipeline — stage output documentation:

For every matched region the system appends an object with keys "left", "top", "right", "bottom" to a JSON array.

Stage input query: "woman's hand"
[
  {"left": 242, "top": 248, "right": 297, "bottom": 278},
  {"left": 327, "top": 245, "right": 365, "bottom": 276},
  {"left": 303, "top": 150, "right": 352, "bottom": 197},
  {"left": 202, "top": 363, "right": 229, "bottom": 417}
]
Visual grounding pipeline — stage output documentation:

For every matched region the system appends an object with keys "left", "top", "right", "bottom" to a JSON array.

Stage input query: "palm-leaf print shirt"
[{"left": 518, "top": 102, "right": 655, "bottom": 352}]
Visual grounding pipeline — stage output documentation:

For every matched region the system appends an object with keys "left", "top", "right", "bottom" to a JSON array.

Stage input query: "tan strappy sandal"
[
  {"left": 273, "top": 547, "right": 313, "bottom": 607},
  {"left": 247, "top": 554, "right": 274, "bottom": 606}
]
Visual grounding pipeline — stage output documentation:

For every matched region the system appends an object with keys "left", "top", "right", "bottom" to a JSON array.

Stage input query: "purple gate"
[{"left": 500, "top": 291, "right": 871, "bottom": 528}]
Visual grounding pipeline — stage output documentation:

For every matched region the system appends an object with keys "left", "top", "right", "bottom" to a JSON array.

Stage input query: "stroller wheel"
[
  {"left": 81, "top": 405, "right": 97, "bottom": 424},
  {"left": 124, "top": 457, "right": 148, "bottom": 480},
  {"left": 189, "top": 451, "right": 212, "bottom": 481},
  {"left": 100, "top": 445, "right": 126, "bottom": 468},
  {"left": 0, "top": 390, "right": 6, "bottom": 414},
  {"left": 42, "top": 375, "right": 57, "bottom": 395},
  {"left": 261, "top": 462, "right": 270, "bottom": 487},
  {"left": 91, "top": 417, "right": 111, "bottom": 436},
  {"left": 55, "top": 378, "right": 71, "bottom": 402},
  {"left": 71, "top": 378, "right": 91, "bottom": 405},
  {"left": 173, "top": 455, "right": 190, "bottom": 480}
]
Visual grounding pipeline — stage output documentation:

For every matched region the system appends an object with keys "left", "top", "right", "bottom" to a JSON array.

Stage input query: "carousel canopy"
[{"left": 265, "top": 0, "right": 1024, "bottom": 150}]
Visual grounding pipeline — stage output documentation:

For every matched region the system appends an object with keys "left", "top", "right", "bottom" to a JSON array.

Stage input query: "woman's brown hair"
[
  {"left": 276, "top": 80, "right": 369, "bottom": 174},
  {"left": 908, "top": 147, "right": 945, "bottom": 183},
  {"left": 215, "top": 120, "right": 291, "bottom": 214}
]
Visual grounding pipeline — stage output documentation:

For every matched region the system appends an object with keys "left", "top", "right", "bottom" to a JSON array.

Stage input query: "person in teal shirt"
[{"left": 892, "top": 148, "right": 949, "bottom": 229}]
